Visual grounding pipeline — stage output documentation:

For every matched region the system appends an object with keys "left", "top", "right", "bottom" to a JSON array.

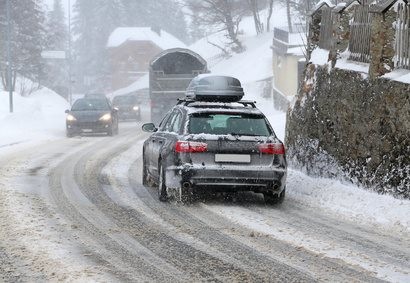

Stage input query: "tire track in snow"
[{"left": 100, "top": 139, "right": 317, "bottom": 282}]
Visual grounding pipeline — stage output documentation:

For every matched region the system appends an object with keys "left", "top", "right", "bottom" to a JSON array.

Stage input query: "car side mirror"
[
  {"left": 65, "top": 109, "right": 70, "bottom": 113},
  {"left": 142, "top": 123, "right": 157, "bottom": 132}
]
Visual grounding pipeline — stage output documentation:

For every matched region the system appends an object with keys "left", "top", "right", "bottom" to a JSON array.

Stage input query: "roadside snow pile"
[
  {"left": 0, "top": 88, "right": 68, "bottom": 147},
  {"left": 287, "top": 169, "right": 410, "bottom": 233}
]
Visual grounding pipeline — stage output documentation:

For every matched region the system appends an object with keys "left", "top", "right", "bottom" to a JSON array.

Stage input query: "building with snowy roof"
[
  {"left": 107, "top": 27, "right": 186, "bottom": 91},
  {"left": 271, "top": 25, "right": 306, "bottom": 111}
]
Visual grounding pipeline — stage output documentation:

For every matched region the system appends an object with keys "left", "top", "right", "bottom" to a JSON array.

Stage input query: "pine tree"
[
  {"left": 0, "top": 0, "right": 46, "bottom": 92},
  {"left": 122, "top": 0, "right": 188, "bottom": 43},
  {"left": 43, "top": 0, "right": 68, "bottom": 97},
  {"left": 45, "top": 0, "right": 67, "bottom": 50},
  {"left": 72, "top": 0, "right": 123, "bottom": 92}
]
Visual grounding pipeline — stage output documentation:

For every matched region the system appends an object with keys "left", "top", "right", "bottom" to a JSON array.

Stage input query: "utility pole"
[
  {"left": 68, "top": 0, "right": 72, "bottom": 106},
  {"left": 6, "top": 0, "right": 13, "bottom": 113}
]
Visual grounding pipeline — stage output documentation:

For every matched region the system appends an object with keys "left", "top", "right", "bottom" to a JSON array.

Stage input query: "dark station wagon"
[
  {"left": 112, "top": 94, "right": 141, "bottom": 121},
  {"left": 142, "top": 75, "right": 287, "bottom": 203}
]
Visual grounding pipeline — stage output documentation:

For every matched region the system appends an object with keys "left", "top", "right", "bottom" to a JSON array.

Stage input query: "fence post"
[
  {"left": 308, "top": 2, "right": 332, "bottom": 59},
  {"left": 369, "top": 5, "right": 397, "bottom": 79},
  {"left": 330, "top": 2, "right": 359, "bottom": 67}
]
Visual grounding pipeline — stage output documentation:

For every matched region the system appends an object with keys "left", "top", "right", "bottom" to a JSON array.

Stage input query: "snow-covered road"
[{"left": 0, "top": 123, "right": 409, "bottom": 282}]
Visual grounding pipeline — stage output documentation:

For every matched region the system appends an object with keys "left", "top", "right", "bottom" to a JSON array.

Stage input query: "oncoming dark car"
[
  {"left": 112, "top": 94, "right": 141, "bottom": 121},
  {"left": 142, "top": 75, "right": 287, "bottom": 204},
  {"left": 65, "top": 97, "right": 119, "bottom": 137}
]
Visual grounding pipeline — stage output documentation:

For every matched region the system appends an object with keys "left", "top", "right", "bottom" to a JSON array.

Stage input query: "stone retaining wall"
[{"left": 286, "top": 65, "right": 410, "bottom": 198}]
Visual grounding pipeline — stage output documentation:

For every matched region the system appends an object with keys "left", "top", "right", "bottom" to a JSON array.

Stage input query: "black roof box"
[{"left": 186, "top": 75, "right": 244, "bottom": 102}]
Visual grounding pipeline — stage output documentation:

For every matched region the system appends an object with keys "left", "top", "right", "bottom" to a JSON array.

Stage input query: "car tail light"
[
  {"left": 175, "top": 141, "right": 207, "bottom": 153},
  {"left": 258, "top": 143, "right": 285, "bottom": 155}
]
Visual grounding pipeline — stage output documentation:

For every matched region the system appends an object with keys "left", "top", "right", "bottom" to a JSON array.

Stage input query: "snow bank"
[
  {"left": 310, "top": 48, "right": 330, "bottom": 66},
  {"left": 0, "top": 88, "right": 68, "bottom": 148},
  {"left": 288, "top": 169, "right": 410, "bottom": 233},
  {"left": 382, "top": 69, "right": 410, "bottom": 84}
]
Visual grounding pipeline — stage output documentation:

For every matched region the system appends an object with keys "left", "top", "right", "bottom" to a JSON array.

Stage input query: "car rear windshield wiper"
[{"left": 229, "top": 133, "right": 262, "bottom": 137}]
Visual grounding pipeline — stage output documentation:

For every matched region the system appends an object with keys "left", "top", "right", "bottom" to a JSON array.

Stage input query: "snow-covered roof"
[
  {"left": 150, "top": 48, "right": 207, "bottom": 69},
  {"left": 315, "top": 0, "right": 335, "bottom": 10},
  {"left": 333, "top": 1, "right": 360, "bottom": 13},
  {"left": 108, "top": 74, "right": 149, "bottom": 98},
  {"left": 107, "top": 27, "right": 186, "bottom": 49},
  {"left": 369, "top": 0, "right": 408, "bottom": 13}
]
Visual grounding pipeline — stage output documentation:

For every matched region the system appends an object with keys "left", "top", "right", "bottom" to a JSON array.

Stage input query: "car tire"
[
  {"left": 66, "top": 131, "right": 73, "bottom": 138},
  {"left": 107, "top": 125, "right": 114, "bottom": 136},
  {"left": 142, "top": 152, "right": 151, "bottom": 187},
  {"left": 158, "top": 164, "right": 168, "bottom": 202},
  {"left": 115, "top": 123, "right": 119, "bottom": 135},
  {"left": 264, "top": 187, "right": 285, "bottom": 205}
]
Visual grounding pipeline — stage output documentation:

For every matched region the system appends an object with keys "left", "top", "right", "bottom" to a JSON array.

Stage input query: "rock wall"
[{"left": 286, "top": 65, "right": 410, "bottom": 198}]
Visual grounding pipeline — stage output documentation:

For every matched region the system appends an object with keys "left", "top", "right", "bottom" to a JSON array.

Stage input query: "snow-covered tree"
[
  {"left": 0, "top": 0, "right": 46, "bottom": 92},
  {"left": 72, "top": 0, "right": 123, "bottom": 92},
  {"left": 248, "top": 0, "right": 263, "bottom": 34},
  {"left": 43, "top": 0, "right": 68, "bottom": 96},
  {"left": 186, "top": 0, "right": 247, "bottom": 53},
  {"left": 45, "top": 0, "right": 66, "bottom": 50},
  {"left": 122, "top": 0, "right": 188, "bottom": 43}
]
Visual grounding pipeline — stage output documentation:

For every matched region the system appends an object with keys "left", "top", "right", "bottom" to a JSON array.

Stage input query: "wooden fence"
[
  {"left": 348, "top": 5, "right": 372, "bottom": 63},
  {"left": 395, "top": 3, "right": 410, "bottom": 70},
  {"left": 318, "top": 7, "right": 333, "bottom": 50}
]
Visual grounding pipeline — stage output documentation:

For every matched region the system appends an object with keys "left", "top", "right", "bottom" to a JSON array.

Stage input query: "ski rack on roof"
[{"left": 177, "top": 98, "right": 257, "bottom": 108}]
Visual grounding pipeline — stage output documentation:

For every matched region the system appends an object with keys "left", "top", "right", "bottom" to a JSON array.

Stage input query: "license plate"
[
  {"left": 215, "top": 154, "right": 251, "bottom": 163},
  {"left": 82, "top": 129, "right": 93, "bottom": 133}
]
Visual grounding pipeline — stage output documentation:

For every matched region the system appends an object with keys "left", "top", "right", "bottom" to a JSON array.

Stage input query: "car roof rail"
[
  {"left": 238, "top": 100, "right": 257, "bottom": 108},
  {"left": 176, "top": 98, "right": 257, "bottom": 108}
]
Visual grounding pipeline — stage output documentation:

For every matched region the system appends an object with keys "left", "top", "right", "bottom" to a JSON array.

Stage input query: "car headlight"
[
  {"left": 133, "top": 105, "right": 140, "bottom": 111},
  {"left": 99, "top": 113, "right": 112, "bottom": 121},
  {"left": 66, "top": 114, "right": 76, "bottom": 121}
]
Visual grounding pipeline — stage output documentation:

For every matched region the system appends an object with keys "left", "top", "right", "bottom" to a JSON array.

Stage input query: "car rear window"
[
  {"left": 71, "top": 98, "right": 110, "bottom": 111},
  {"left": 189, "top": 113, "right": 272, "bottom": 136}
]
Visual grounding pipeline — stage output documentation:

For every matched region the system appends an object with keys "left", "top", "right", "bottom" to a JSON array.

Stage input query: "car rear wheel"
[
  {"left": 158, "top": 164, "right": 168, "bottom": 202},
  {"left": 107, "top": 125, "right": 114, "bottom": 136},
  {"left": 115, "top": 123, "right": 119, "bottom": 135},
  {"left": 142, "top": 153, "right": 155, "bottom": 187},
  {"left": 142, "top": 153, "right": 149, "bottom": 186},
  {"left": 264, "top": 188, "right": 285, "bottom": 205}
]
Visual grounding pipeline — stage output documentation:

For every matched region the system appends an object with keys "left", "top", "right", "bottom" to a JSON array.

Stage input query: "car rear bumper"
[{"left": 165, "top": 164, "right": 286, "bottom": 194}]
